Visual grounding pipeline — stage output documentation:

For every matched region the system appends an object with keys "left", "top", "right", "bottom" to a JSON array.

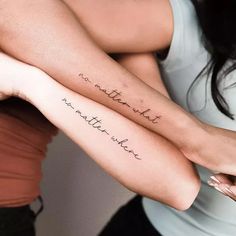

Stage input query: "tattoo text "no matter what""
[{"left": 78, "top": 73, "right": 161, "bottom": 124}]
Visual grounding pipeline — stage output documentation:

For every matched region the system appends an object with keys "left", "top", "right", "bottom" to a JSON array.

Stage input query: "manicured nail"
[
  {"left": 222, "top": 186, "right": 236, "bottom": 201},
  {"left": 207, "top": 179, "right": 219, "bottom": 187},
  {"left": 224, "top": 186, "right": 235, "bottom": 196},
  {"left": 214, "top": 186, "right": 226, "bottom": 194},
  {"left": 207, "top": 176, "right": 221, "bottom": 187},
  {"left": 210, "top": 176, "right": 221, "bottom": 184}
]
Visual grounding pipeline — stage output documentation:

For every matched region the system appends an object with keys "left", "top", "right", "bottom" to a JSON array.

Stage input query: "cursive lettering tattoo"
[
  {"left": 62, "top": 98, "right": 75, "bottom": 110},
  {"left": 62, "top": 98, "right": 141, "bottom": 160},
  {"left": 94, "top": 84, "right": 131, "bottom": 108},
  {"left": 111, "top": 136, "right": 140, "bottom": 160},
  {"left": 76, "top": 111, "right": 110, "bottom": 135},
  {"left": 78, "top": 73, "right": 92, "bottom": 83},
  {"left": 77, "top": 73, "right": 161, "bottom": 124},
  {"left": 132, "top": 108, "right": 161, "bottom": 124}
]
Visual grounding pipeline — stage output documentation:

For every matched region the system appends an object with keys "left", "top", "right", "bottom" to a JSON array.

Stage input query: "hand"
[{"left": 208, "top": 174, "right": 236, "bottom": 201}]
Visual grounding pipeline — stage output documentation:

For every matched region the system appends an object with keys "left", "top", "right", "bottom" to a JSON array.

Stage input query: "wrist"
[
  {"left": 174, "top": 115, "right": 209, "bottom": 157},
  {"left": 17, "top": 66, "right": 49, "bottom": 103}
]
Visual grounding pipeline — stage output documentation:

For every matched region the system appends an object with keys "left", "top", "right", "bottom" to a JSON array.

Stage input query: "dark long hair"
[{"left": 190, "top": 0, "right": 236, "bottom": 119}]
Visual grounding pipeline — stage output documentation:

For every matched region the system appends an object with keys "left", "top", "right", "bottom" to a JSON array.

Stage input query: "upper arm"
[{"left": 64, "top": 0, "right": 174, "bottom": 53}]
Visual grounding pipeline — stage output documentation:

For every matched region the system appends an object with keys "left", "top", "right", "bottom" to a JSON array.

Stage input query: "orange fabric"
[{"left": 0, "top": 97, "right": 58, "bottom": 207}]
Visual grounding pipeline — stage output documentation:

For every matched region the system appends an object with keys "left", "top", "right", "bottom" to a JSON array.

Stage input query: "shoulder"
[{"left": 65, "top": 0, "right": 174, "bottom": 53}]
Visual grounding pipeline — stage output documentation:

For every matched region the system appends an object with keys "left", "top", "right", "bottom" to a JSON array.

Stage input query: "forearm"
[
  {"left": 114, "top": 52, "right": 236, "bottom": 177},
  {"left": 18, "top": 65, "right": 200, "bottom": 210},
  {"left": 0, "top": 0, "right": 207, "bottom": 152}
]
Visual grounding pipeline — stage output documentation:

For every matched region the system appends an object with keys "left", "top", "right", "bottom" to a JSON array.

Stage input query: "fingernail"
[
  {"left": 224, "top": 186, "right": 235, "bottom": 196},
  {"left": 207, "top": 176, "right": 221, "bottom": 187},
  {"left": 214, "top": 186, "right": 226, "bottom": 194},
  {"left": 210, "top": 176, "right": 221, "bottom": 184},
  {"left": 207, "top": 179, "right": 219, "bottom": 187}
]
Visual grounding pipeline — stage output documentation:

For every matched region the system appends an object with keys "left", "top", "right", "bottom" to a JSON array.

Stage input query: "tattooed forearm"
[
  {"left": 132, "top": 108, "right": 161, "bottom": 124},
  {"left": 94, "top": 84, "right": 131, "bottom": 108},
  {"left": 62, "top": 98, "right": 141, "bottom": 160},
  {"left": 78, "top": 73, "right": 161, "bottom": 124},
  {"left": 111, "top": 136, "right": 140, "bottom": 159}
]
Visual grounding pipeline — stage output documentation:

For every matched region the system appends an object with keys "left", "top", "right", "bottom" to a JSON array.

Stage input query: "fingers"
[
  {"left": 212, "top": 174, "right": 234, "bottom": 185},
  {"left": 217, "top": 183, "right": 236, "bottom": 201},
  {"left": 207, "top": 176, "right": 228, "bottom": 195},
  {"left": 208, "top": 174, "right": 236, "bottom": 202}
]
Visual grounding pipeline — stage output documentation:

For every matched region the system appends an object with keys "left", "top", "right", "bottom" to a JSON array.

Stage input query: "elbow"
[
  {"left": 120, "top": 164, "right": 201, "bottom": 211},
  {"left": 170, "top": 177, "right": 201, "bottom": 211},
  {"left": 127, "top": 175, "right": 201, "bottom": 211},
  {"left": 143, "top": 174, "right": 201, "bottom": 211}
]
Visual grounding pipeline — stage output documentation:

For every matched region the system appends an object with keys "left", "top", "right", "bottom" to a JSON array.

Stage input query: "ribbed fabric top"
[{"left": 0, "top": 97, "right": 58, "bottom": 207}]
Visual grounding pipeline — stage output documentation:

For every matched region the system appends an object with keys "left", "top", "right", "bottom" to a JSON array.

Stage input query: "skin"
[
  {"left": 0, "top": 0, "right": 235, "bottom": 200},
  {"left": 208, "top": 174, "right": 236, "bottom": 200},
  {"left": 60, "top": 0, "right": 236, "bottom": 197},
  {"left": 63, "top": 0, "right": 173, "bottom": 53},
  {"left": 0, "top": 52, "right": 200, "bottom": 210},
  {"left": 0, "top": 0, "right": 199, "bottom": 151}
]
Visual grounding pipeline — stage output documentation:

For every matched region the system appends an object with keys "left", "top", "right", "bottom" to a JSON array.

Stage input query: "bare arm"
[
  {"left": 1, "top": 0, "right": 236, "bottom": 175},
  {"left": 0, "top": 0, "right": 204, "bottom": 151},
  {"left": 0, "top": 52, "right": 200, "bottom": 210},
  {"left": 63, "top": 0, "right": 173, "bottom": 53},
  {"left": 115, "top": 52, "right": 236, "bottom": 202}
]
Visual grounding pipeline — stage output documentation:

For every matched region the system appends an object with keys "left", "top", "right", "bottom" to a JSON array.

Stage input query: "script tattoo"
[
  {"left": 111, "top": 137, "right": 140, "bottom": 160},
  {"left": 94, "top": 84, "right": 131, "bottom": 108},
  {"left": 62, "top": 98, "right": 141, "bottom": 160},
  {"left": 78, "top": 73, "right": 161, "bottom": 124},
  {"left": 132, "top": 108, "right": 161, "bottom": 124}
]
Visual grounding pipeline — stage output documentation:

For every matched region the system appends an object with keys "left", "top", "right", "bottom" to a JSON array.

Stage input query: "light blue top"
[{"left": 142, "top": 0, "right": 236, "bottom": 235}]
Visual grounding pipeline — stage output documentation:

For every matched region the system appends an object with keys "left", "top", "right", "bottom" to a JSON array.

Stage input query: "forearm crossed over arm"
[
  {"left": 0, "top": 0, "right": 206, "bottom": 152},
  {"left": 2, "top": 0, "right": 235, "bottom": 175},
  {"left": 10, "top": 57, "right": 199, "bottom": 211}
]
